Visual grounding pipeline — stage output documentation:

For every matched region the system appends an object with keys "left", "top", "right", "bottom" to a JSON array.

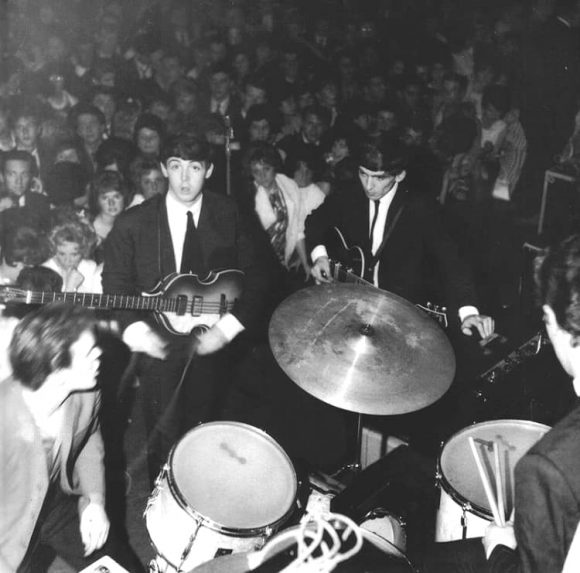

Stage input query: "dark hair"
[
  {"left": 88, "top": 170, "right": 129, "bottom": 215},
  {"left": 9, "top": 304, "right": 96, "bottom": 390},
  {"left": 17, "top": 265, "right": 63, "bottom": 292},
  {"left": 482, "top": 84, "right": 511, "bottom": 118},
  {"left": 133, "top": 112, "right": 166, "bottom": 142},
  {"left": 130, "top": 155, "right": 164, "bottom": 189},
  {"left": 247, "top": 142, "right": 282, "bottom": 172},
  {"left": 160, "top": 133, "right": 212, "bottom": 165},
  {"left": 2, "top": 225, "right": 50, "bottom": 266},
  {"left": 1, "top": 149, "right": 37, "bottom": 175},
  {"left": 536, "top": 234, "right": 580, "bottom": 341},
  {"left": 357, "top": 136, "right": 409, "bottom": 175},
  {"left": 69, "top": 103, "right": 106, "bottom": 128}
]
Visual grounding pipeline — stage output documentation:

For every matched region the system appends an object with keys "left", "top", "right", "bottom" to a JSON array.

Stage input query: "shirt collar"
[{"left": 165, "top": 190, "right": 203, "bottom": 221}]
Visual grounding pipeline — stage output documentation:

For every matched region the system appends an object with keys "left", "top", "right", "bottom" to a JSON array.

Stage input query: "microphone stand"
[{"left": 224, "top": 114, "right": 233, "bottom": 197}]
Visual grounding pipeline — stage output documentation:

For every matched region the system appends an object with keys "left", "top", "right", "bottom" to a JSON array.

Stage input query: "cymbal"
[{"left": 269, "top": 284, "right": 456, "bottom": 416}]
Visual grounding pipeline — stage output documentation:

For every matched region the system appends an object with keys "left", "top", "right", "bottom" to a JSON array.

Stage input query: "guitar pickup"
[
  {"left": 175, "top": 294, "right": 188, "bottom": 316},
  {"left": 191, "top": 295, "right": 204, "bottom": 317}
]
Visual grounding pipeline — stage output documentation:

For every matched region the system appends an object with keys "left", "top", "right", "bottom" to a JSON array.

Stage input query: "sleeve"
[
  {"left": 304, "top": 191, "right": 340, "bottom": 256},
  {"left": 70, "top": 394, "right": 106, "bottom": 500},
  {"left": 420, "top": 198, "right": 478, "bottom": 311},
  {"left": 514, "top": 452, "right": 577, "bottom": 573},
  {"left": 229, "top": 205, "right": 277, "bottom": 334},
  {"left": 101, "top": 215, "right": 150, "bottom": 330}
]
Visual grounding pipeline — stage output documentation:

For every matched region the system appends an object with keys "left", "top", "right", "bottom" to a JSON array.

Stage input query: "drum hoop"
[
  {"left": 437, "top": 419, "right": 551, "bottom": 521},
  {"left": 166, "top": 421, "right": 298, "bottom": 536}
]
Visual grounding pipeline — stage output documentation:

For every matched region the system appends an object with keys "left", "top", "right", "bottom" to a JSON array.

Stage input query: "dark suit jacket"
[
  {"left": 489, "top": 401, "right": 580, "bottom": 573},
  {"left": 102, "top": 191, "right": 273, "bottom": 333},
  {"left": 304, "top": 180, "right": 477, "bottom": 312}
]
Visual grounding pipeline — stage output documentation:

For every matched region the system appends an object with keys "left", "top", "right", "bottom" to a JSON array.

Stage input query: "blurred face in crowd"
[
  {"left": 244, "top": 85, "right": 267, "bottom": 108},
  {"left": 137, "top": 127, "right": 161, "bottom": 156},
  {"left": 161, "top": 56, "right": 183, "bottom": 86},
  {"left": 47, "top": 35, "right": 66, "bottom": 63},
  {"left": 302, "top": 113, "right": 325, "bottom": 143},
  {"left": 76, "top": 113, "right": 104, "bottom": 146},
  {"left": 249, "top": 119, "right": 271, "bottom": 142},
  {"left": 251, "top": 160, "right": 276, "bottom": 191},
  {"left": 210, "top": 72, "right": 231, "bottom": 101},
  {"left": 98, "top": 189, "right": 124, "bottom": 218},
  {"left": 54, "top": 240, "right": 82, "bottom": 271},
  {"left": 93, "top": 93, "right": 116, "bottom": 124},
  {"left": 14, "top": 116, "right": 40, "bottom": 151},
  {"left": 3, "top": 159, "right": 32, "bottom": 196},
  {"left": 233, "top": 53, "right": 250, "bottom": 78},
  {"left": 176, "top": 92, "right": 197, "bottom": 116},
  {"left": 318, "top": 82, "right": 338, "bottom": 108},
  {"left": 139, "top": 168, "right": 166, "bottom": 199},
  {"left": 331, "top": 138, "right": 349, "bottom": 162}
]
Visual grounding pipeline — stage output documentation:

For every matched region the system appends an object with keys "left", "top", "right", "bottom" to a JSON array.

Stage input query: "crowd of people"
[{"left": 1, "top": 0, "right": 580, "bottom": 571}]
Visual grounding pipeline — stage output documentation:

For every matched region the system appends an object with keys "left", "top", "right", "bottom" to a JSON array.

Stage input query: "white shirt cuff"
[
  {"left": 214, "top": 313, "right": 245, "bottom": 342},
  {"left": 459, "top": 305, "right": 479, "bottom": 322},
  {"left": 311, "top": 245, "right": 329, "bottom": 263}
]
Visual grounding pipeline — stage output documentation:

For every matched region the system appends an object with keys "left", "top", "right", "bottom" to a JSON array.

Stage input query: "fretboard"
[{"left": 13, "top": 291, "right": 234, "bottom": 315}]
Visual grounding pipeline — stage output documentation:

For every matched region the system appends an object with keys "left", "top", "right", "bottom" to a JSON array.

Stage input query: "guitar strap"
[{"left": 367, "top": 204, "right": 405, "bottom": 274}]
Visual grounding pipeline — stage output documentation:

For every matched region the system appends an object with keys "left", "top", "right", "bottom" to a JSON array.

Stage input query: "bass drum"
[
  {"left": 435, "top": 419, "right": 550, "bottom": 541},
  {"left": 146, "top": 421, "right": 297, "bottom": 572}
]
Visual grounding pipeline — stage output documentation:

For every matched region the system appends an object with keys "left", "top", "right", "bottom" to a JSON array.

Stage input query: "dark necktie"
[
  {"left": 180, "top": 211, "right": 204, "bottom": 274},
  {"left": 369, "top": 200, "right": 381, "bottom": 244}
]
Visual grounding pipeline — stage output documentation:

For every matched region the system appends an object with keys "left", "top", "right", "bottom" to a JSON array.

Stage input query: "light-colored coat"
[{"left": 0, "top": 378, "right": 104, "bottom": 571}]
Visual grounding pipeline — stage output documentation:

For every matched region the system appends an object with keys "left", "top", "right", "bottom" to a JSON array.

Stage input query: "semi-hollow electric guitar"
[
  {"left": 327, "top": 227, "right": 449, "bottom": 328},
  {"left": 0, "top": 269, "right": 244, "bottom": 336}
]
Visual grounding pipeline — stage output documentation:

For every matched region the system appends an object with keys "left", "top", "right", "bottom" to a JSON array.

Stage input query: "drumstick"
[
  {"left": 468, "top": 436, "right": 503, "bottom": 526},
  {"left": 493, "top": 442, "right": 506, "bottom": 526}
]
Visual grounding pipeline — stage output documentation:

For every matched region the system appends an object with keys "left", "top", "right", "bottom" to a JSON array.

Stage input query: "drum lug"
[{"left": 460, "top": 503, "right": 473, "bottom": 540}]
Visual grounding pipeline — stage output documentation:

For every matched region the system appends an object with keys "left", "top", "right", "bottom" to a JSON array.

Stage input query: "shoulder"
[
  {"left": 202, "top": 190, "right": 237, "bottom": 213},
  {"left": 114, "top": 194, "right": 164, "bottom": 228},
  {"left": 519, "top": 405, "right": 580, "bottom": 477}
]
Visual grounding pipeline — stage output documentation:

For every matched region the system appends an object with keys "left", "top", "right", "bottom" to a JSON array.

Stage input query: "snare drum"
[
  {"left": 435, "top": 419, "right": 550, "bottom": 541},
  {"left": 145, "top": 421, "right": 297, "bottom": 572}
]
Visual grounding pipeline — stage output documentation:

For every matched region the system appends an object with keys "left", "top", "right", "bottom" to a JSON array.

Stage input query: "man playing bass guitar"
[
  {"left": 102, "top": 133, "right": 273, "bottom": 482},
  {"left": 305, "top": 136, "right": 494, "bottom": 339}
]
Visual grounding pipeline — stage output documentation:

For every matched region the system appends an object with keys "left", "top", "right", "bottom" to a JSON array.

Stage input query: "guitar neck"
[{"left": 10, "top": 291, "right": 234, "bottom": 315}]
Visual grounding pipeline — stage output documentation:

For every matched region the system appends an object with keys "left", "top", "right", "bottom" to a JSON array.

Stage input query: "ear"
[
  {"left": 160, "top": 163, "right": 168, "bottom": 177},
  {"left": 395, "top": 170, "right": 406, "bottom": 183},
  {"left": 204, "top": 163, "right": 214, "bottom": 179}
]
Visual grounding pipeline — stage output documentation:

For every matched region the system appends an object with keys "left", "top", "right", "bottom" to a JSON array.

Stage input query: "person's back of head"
[
  {"left": 537, "top": 234, "right": 580, "bottom": 339},
  {"left": 9, "top": 303, "right": 95, "bottom": 390}
]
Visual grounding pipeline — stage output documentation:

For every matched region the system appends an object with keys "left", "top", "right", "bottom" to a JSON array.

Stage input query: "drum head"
[
  {"left": 439, "top": 419, "right": 550, "bottom": 516},
  {"left": 170, "top": 422, "right": 297, "bottom": 530}
]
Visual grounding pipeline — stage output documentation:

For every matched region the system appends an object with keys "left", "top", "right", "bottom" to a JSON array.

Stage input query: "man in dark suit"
[
  {"left": 305, "top": 137, "right": 494, "bottom": 338},
  {"left": 102, "top": 134, "right": 273, "bottom": 481},
  {"left": 0, "top": 150, "right": 52, "bottom": 236},
  {"left": 423, "top": 234, "right": 580, "bottom": 572}
]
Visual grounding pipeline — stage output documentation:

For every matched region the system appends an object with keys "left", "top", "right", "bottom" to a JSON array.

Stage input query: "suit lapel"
[{"left": 158, "top": 196, "right": 177, "bottom": 276}]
